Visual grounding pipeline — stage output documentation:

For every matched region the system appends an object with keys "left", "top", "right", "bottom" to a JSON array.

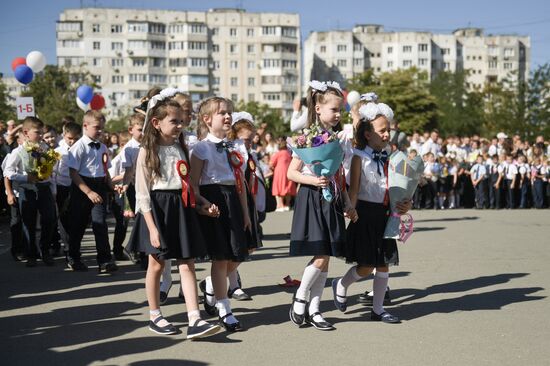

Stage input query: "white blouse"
[
  {"left": 353, "top": 146, "right": 389, "bottom": 204},
  {"left": 191, "top": 133, "right": 248, "bottom": 186},
  {"left": 135, "top": 143, "right": 188, "bottom": 214}
]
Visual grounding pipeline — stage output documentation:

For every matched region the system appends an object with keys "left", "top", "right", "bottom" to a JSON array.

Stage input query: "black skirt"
[
  {"left": 344, "top": 200, "right": 399, "bottom": 267},
  {"left": 126, "top": 190, "right": 207, "bottom": 260},
  {"left": 198, "top": 184, "right": 249, "bottom": 261},
  {"left": 289, "top": 185, "right": 346, "bottom": 256},
  {"left": 246, "top": 188, "right": 263, "bottom": 249}
]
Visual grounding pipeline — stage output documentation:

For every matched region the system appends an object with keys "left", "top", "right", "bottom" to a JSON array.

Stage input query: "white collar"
[
  {"left": 205, "top": 133, "right": 225, "bottom": 143},
  {"left": 81, "top": 134, "right": 100, "bottom": 145}
]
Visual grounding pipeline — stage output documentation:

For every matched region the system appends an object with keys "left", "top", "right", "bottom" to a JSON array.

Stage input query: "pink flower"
[
  {"left": 297, "top": 135, "right": 306, "bottom": 147},
  {"left": 321, "top": 132, "right": 330, "bottom": 143}
]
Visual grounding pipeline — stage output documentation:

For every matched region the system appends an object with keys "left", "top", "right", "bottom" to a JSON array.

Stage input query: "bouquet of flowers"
[
  {"left": 383, "top": 151, "right": 424, "bottom": 243},
  {"left": 22, "top": 141, "right": 60, "bottom": 181},
  {"left": 289, "top": 123, "right": 344, "bottom": 202}
]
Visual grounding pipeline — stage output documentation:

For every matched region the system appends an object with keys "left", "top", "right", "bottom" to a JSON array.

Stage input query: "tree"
[
  {"left": 345, "top": 69, "right": 379, "bottom": 94},
  {"left": 235, "top": 100, "right": 289, "bottom": 137},
  {"left": 0, "top": 76, "right": 16, "bottom": 122},
  {"left": 21, "top": 65, "right": 96, "bottom": 130},
  {"left": 526, "top": 63, "right": 550, "bottom": 138},
  {"left": 430, "top": 70, "right": 484, "bottom": 136}
]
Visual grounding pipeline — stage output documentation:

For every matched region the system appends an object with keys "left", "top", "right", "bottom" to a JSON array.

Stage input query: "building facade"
[
  {"left": 56, "top": 8, "right": 301, "bottom": 118},
  {"left": 304, "top": 25, "right": 530, "bottom": 91}
]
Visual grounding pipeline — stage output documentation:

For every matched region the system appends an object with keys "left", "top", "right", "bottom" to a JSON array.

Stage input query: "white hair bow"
[
  {"left": 232, "top": 111, "right": 255, "bottom": 126},
  {"left": 359, "top": 102, "right": 394, "bottom": 122},
  {"left": 144, "top": 87, "right": 187, "bottom": 128},
  {"left": 360, "top": 92, "right": 378, "bottom": 102}
]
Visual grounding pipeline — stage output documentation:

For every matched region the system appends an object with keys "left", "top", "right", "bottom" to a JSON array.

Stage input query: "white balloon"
[
  {"left": 76, "top": 96, "right": 90, "bottom": 111},
  {"left": 347, "top": 90, "right": 360, "bottom": 107},
  {"left": 26, "top": 51, "right": 47, "bottom": 73}
]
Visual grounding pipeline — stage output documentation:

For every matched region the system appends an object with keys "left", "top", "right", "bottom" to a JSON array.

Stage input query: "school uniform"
[
  {"left": 487, "top": 161, "right": 499, "bottom": 209},
  {"left": 66, "top": 135, "right": 113, "bottom": 265},
  {"left": 532, "top": 164, "right": 546, "bottom": 209},
  {"left": 243, "top": 151, "right": 263, "bottom": 249},
  {"left": 518, "top": 163, "right": 531, "bottom": 208},
  {"left": 192, "top": 133, "right": 249, "bottom": 261},
  {"left": 3, "top": 143, "right": 57, "bottom": 260},
  {"left": 344, "top": 146, "right": 398, "bottom": 267},
  {"left": 503, "top": 162, "right": 518, "bottom": 209},
  {"left": 126, "top": 144, "right": 206, "bottom": 259},
  {"left": 2, "top": 153, "right": 23, "bottom": 258},
  {"left": 108, "top": 151, "right": 129, "bottom": 257},
  {"left": 54, "top": 143, "right": 73, "bottom": 248},
  {"left": 470, "top": 163, "right": 488, "bottom": 209},
  {"left": 289, "top": 143, "right": 348, "bottom": 257},
  {"left": 121, "top": 137, "right": 140, "bottom": 212}
]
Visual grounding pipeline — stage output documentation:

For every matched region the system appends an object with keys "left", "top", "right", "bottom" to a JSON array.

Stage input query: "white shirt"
[
  {"left": 184, "top": 131, "right": 198, "bottom": 153},
  {"left": 290, "top": 109, "right": 308, "bottom": 132},
  {"left": 518, "top": 163, "right": 530, "bottom": 177},
  {"left": 3, "top": 143, "right": 53, "bottom": 190},
  {"left": 420, "top": 138, "right": 441, "bottom": 157},
  {"left": 135, "top": 143, "right": 188, "bottom": 214},
  {"left": 54, "top": 144, "right": 72, "bottom": 187},
  {"left": 353, "top": 146, "right": 387, "bottom": 203},
  {"left": 470, "top": 163, "right": 487, "bottom": 180},
  {"left": 192, "top": 133, "right": 248, "bottom": 186},
  {"left": 505, "top": 162, "right": 518, "bottom": 180},
  {"left": 2, "top": 153, "right": 18, "bottom": 197},
  {"left": 121, "top": 138, "right": 140, "bottom": 169},
  {"left": 68, "top": 135, "right": 111, "bottom": 178},
  {"left": 108, "top": 151, "right": 125, "bottom": 179},
  {"left": 338, "top": 128, "right": 354, "bottom": 184},
  {"left": 488, "top": 144, "right": 498, "bottom": 157}
]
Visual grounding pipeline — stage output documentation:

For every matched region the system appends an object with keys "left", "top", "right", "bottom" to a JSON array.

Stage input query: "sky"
[{"left": 1, "top": 0, "right": 549, "bottom": 77}]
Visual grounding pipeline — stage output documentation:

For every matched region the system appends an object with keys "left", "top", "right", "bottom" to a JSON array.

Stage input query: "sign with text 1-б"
[{"left": 16, "top": 97, "right": 35, "bottom": 120}]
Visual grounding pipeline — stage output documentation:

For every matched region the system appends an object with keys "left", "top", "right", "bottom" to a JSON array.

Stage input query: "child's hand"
[
  {"left": 27, "top": 173, "right": 38, "bottom": 184},
  {"left": 395, "top": 199, "right": 412, "bottom": 214},
  {"left": 313, "top": 176, "right": 330, "bottom": 187},
  {"left": 198, "top": 203, "right": 220, "bottom": 217},
  {"left": 243, "top": 213, "right": 252, "bottom": 232},
  {"left": 7, "top": 194, "right": 17, "bottom": 206},
  {"left": 149, "top": 227, "right": 161, "bottom": 248},
  {"left": 345, "top": 207, "right": 358, "bottom": 223},
  {"left": 87, "top": 191, "right": 103, "bottom": 204}
]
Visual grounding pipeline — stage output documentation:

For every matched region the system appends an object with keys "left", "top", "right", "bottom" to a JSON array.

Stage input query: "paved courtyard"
[{"left": 0, "top": 209, "right": 549, "bottom": 366}]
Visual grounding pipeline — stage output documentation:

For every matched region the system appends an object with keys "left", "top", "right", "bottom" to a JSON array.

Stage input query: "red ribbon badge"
[
  {"left": 176, "top": 160, "right": 195, "bottom": 208},
  {"left": 229, "top": 151, "right": 244, "bottom": 194},
  {"left": 248, "top": 158, "right": 258, "bottom": 196},
  {"left": 339, "top": 165, "right": 346, "bottom": 192},
  {"left": 102, "top": 152, "right": 108, "bottom": 176}
]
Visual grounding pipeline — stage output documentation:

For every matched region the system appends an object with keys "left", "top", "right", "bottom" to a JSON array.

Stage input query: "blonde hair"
[
  {"left": 228, "top": 120, "right": 255, "bottom": 141},
  {"left": 196, "top": 97, "right": 233, "bottom": 136},
  {"left": 83, "top": 110, "right": 106, "bottom": 125},
  {"left": 128, "top": 113, "right": 145, "bottom": 128}
]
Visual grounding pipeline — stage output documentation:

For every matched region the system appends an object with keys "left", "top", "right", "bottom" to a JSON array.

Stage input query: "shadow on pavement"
[{"left": 414, "top": 216, "right": 479, "bottom": 223}]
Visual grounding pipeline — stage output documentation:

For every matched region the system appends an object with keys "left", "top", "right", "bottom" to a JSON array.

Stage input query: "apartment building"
[
  {"left": 304, "top": 25, "right": 530, "bottom": 91},
  {"left": 56, "top": 8, "right": 301, "bottom": 118}
]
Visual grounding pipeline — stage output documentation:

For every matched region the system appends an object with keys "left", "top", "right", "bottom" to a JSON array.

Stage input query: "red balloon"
[
  {"left": 90, "top": 94, "right": 105, "bottom": 110},
  {"left": 11, "top": 57, "right": 26, "bottom": 71}
]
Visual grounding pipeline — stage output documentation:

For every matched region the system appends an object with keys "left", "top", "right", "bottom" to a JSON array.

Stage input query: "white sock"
[
  {"left": 372, "top": 272, "right": 389, "bottom": 315},
  {"left": 160, "top": 260, "right": 173, "bottom": 293},
  {"left": 205, "top": 276, "right": 216, "bottom": 305},
  {"left": 338, "top": 266, "right": 363, "bottom": 296},
  {"left": 308, "top": 271, "right": 328, "bottom": 322},
  {"left": 216, "top": 298, "right": 238, "bottom": 324},
  {"left": 187, "top": 309, "right": 206, "bottom": 326},
  {"left": 228, "top": 269, "right": 245, "bottom": 295},
  {"left": 294, "top": 264, "right": 322, "bottom": 314}
]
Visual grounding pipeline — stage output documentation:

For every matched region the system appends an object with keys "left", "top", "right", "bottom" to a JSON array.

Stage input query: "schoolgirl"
[
  {"left": 288, "top": 80, "right": 357, "bottom": 331},
  {"left": 191, "top": 97, "right": 251, "bottom": 332},
  {"left": 126, "top": 95, "right": 220, "bottom": 339},
  {"left": 332, "top": 101, "right": 412, "bottom": 324}
]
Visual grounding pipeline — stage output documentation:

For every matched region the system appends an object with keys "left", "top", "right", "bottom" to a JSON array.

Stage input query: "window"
[
  {"left": 504, "top": 48, "right": 515, "bottom": 57},
  {"left": 92, "top": 24, "right": 100, "bottom": 33},
  {"left": 403, "top": 45, "right": 412, "bottom": 53},
  {"left": 133, "top": 58, "right": 146, "bottom": 67},
  {"left": 337, "top": 45, "right": 347, "bottom": 52},
  {"left": 387, "top": 46, "right": 393, "bottom": 54},
  {"left": 489, "top": 60, "right": 498, "bottom": 69},
  {"left": 231, "top": 94, "right": 238, "bottom": 102},
  {"left": 281, "top": 27, "right": 297, "bottom": 37},
  {"left": 354, "top": 43, "right": 362, "bottom": 52},
  {"left": 262, "top": 26, "right": 277, "bottom": 35},
  {"left": 248, "top": 61, "right": 255, "bottom": 69},
  {"left": 112, "top": 75, "right": 124, "bottom": 84},
  {"left": 211, "top": 27, "right": 219, "bottom": 36},
  {"left": 190, "top": 75, "right": 208, "bottom": 85},
  {"left": 230, "top": 28, "right": 237, "bottom": 37},
  {"left": 504, "top": 62, "right": 513, "bottom": 69},
  {"left": 263, "top": 93, "right": 281, "bottom": 101},
  {"left": 111, "top": 24, "right": 123, "bottom": 33},
  {"left": 128, "top": 22, "right": 147, "bottom": 33},
  {"left": 247, "top": 28, "right": 254, "bottom": 37},
  {"left": 190, "top": 58, "right": 208, "bottom": 67},
  {"left": 213, "top": 61, "right": 220, "bottom": 69},
  {"left": 403, "top": 60, "right": 412, "bottom": 67},
  {"left": 213, "top": 77, "right": 220, "bottom": 85},
  {"left": 247, "top": 44, "right": 255, "bottom": 53},
  {"left": 190, "top": 24, "right": 206, "bottom": 34},
  {"left": 230, "top": 77, "right": 238, "bottom": 87},
  {"left": 129, "top": 74, "right": 147, "bottom": 83},
  {"left": 419, "top": 44, "right": 428, "bottom": 52},
  {"left": 441, "top": 48, "right": 450, "bottom": 55},
  {"left": 152, "top": 58, "right": 166, "bottom": 67},
  {"left": 149, "top": 23, "right": 166, "bottom": 34},
  {"left": 150, "top": 41, "right": 166, "bottom": 50},
  {"left": 248, "top": 93, "right": 255, "bottom": 102},
  {"left": 283, "top": 60, "right": 297, "bottom": 68},
  {"left": 353, "top": 58, "right": 363, "bottom": 66},
  {"left": 111, "top": 42, "right": 123, "bottom": 51},
  {"left": 111, "top": 58, "right": 124, "bottom": 67},
  {"left": 188, "top": 41, "right": 207, "bottom": 50},
  {"left": 387, "top": 61, "right": 393, "bottom": 68},
  {"left": 444, "top": 62, "right": 450, "bottom": 70},
  {"left": 92, "top": 58, "right": 102, "bottom": 66},
  {"left": 466, "top": 55, "right": 471, "bottom": 60},
  {"left": 60, "top": 40, "right": 82, "bottom": 48},
  {"left": 128, "top": 40, "right": 147, "bottom": 49},
  {"left": 263, "top": 59, "right": 280, "bottom": 68},
  {"left": 248, "top": 77, "right": 255, "bottom": 86},
  {"left": 230, "top": 60, "right": 238, "bottom": 69},
  {"left": 230, "top": 44, "right": 237, "bottom": 53},
  {"left": 419, "top": 58, "right": 428, "bottom": 66},
  {"left": 168, "top": 58, "right": 185, "bottom": 67},
  {"left": 262, "top": 76, "right": 281, "bottom": 84},
  {"left": 169, "top": 41, "right": 184, "bottom": 50},
  {"left": 130, "top": 90, "right": 147, "bottom": 99},
  {"left": 56, "top": 22, "right": 82, "bottom": 32},
  {"left": 168, "top": 23, "right": 186, "bottom": 33},
  {"left": 149, "top": 74, "right": 167, "bottom": 84},
  {"left": 320, "top": 45, "right": 326, "bottom": 53},
  {"left": 488, "top": 46, "right": 498, "bottom": 56},
  {"left": 93, "top": 75, "right": 101, "bottom": 84},
  {"left": 93, "top": 41, "right": 101, "bottom": 50},
  {"left": 212, "top": 44, "right": 219, "bottom": 53},
  {"left": 337, "top": 59, "right": 347, "bottom": 67}
]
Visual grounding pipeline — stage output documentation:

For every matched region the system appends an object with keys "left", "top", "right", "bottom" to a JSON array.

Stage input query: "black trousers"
[
  {"left": 110, "top": 193, "right": 128, "bottom": 255},
  {"left": 474, "top": 180, "right": 488, "bottom": 208},
  {"left": 18, "top": 184, "right": 57, "bottom": 259},
  {"left": 503, "top": 180, "right": 516, "bottom": 209},
  {"left": 10, "top": 203, "right": 23, "bottom": 256},
  {"left": 67, "top": 176, "right": 112, "bottom": 264},
  {"left": 56, "top": 185, "right": 71, "bottom": 248}
]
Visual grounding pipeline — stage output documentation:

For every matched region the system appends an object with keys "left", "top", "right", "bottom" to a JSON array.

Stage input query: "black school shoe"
[
  {"left": 199, "top": 279, "right": 218, "bottom": 316},
  {"left": 370, "top": 311, "right": 400, "bottom": 324},
  {"left": 42, "top": 254, "right": 55, "bottom": 266},
  {"left": 149, "top": 316, "right": 178, "bottom": 335},
  {"left": 289, "top": 297, "right": 307, "bottom": 326},
  {"left": 219, "top": 313, "right": 243, "bottom": 332},
  {"left": 227, "top": 287, "right": 252, "bottom": 301},
  {"left": 67, "top": 259, "right": 88, "bottom": 271},
  {"left": 358, "top": 287, "right": 391, "bottom": 306},
  {"left": 98, "top": 262, "right": 118, "bottom": 273},
  {"left": 187, "top": 320, "right": 221, "bottom": 340},
  {"left": 305, "top": 312, "right": 336, "bottom": 331}
]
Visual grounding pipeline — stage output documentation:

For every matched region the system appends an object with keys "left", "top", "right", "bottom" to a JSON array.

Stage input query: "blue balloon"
[
  {"left": 77, "top": 85, "right": 94, "bottom": 104},
  {"left": 14, "top": 65, "right": 34, "bottom": 85}
]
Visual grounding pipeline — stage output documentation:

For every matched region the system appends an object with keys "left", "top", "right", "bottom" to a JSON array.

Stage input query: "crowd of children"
[{"left": 0, "top": 82, "right": 549, "bottom": 339}]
